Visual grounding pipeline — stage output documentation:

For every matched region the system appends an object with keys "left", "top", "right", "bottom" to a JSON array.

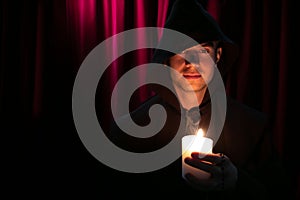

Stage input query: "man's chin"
[{"left": 179, "top": 87, "right": 201, "bottom": 93}]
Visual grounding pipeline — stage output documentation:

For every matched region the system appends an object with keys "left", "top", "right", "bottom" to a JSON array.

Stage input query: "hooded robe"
[{"left": 108, "top": 0, "right": 290, "bottom": 199}]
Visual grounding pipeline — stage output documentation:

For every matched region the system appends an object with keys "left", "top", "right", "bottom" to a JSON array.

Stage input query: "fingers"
[
  {"left": 183, "top": 152, "right": 238, "bottom": 192},
  {"left": 190, "top": 152, "right": 225, "bottom": 165},
  {"left": 184, "top": 152, "right": 227, "bottom": 177},
  {"left": 184, "top": 156, "right": 222, "bottom": 175}
]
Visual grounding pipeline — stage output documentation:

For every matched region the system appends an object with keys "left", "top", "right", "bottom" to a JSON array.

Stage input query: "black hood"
[{"left": 152, "top": 0, "right": 239, "bottom": 76}]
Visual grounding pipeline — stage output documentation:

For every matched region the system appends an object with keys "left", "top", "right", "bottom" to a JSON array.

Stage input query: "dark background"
[{"left": 1, "top": 0, "right": 299, "bottom": 198}]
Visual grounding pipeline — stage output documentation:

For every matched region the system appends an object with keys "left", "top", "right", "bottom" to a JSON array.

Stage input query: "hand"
[{"left": 184, "top": 152, "right": 238, "bottom": 191}]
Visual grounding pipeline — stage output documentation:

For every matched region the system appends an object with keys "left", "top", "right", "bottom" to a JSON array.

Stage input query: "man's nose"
[{"left": 184, "top": 51, "right": 200, "bottom": 65}]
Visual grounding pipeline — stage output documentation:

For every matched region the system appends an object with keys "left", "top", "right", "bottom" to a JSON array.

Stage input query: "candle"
[{"left": 182, "top": 128, "right": 213, "bottom": 180}]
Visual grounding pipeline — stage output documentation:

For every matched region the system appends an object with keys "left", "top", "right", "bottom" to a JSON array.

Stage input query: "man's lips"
[{"left": 183, "top": 74, "right": 202, "bottom": 79}]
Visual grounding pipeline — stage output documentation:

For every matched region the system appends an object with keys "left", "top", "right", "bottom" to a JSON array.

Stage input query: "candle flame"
[{"left": 196, "top": 128, "right": 204, "bottom": 137}]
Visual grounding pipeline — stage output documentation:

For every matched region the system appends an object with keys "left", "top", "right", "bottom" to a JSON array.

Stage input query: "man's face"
[{"left": 168, "top": 42, "right": 222, "bottom": 92}]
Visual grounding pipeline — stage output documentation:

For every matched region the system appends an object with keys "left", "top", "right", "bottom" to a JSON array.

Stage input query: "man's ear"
[{"left": 216, "top": 47, "right": 222, "bottom": 63}]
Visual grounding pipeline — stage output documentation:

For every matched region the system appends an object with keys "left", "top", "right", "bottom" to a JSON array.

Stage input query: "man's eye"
[
  {"left": 199, "top": 49, "right": 208, "bottom": 53},
  {"left": 193, "top": 49, "right": 208, "bottom": 54}
]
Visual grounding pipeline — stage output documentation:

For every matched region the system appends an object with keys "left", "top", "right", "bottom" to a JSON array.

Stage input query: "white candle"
[{"left": 182, "top": 128, "right": 213, "bottom": 180}]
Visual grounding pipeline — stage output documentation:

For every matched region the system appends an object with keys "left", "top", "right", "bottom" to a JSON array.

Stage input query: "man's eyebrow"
[{"left": 200, "top": 42, "right": 214, "bottom": 47}]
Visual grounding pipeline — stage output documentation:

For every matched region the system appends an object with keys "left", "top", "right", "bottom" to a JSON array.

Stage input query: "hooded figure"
[{"left": 109, "top": 0, "right": 289, "bottom": 199}]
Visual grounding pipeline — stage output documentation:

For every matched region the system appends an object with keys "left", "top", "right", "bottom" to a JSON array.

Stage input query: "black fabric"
[
  {"left": 108, "top": 94, "right": 290, "bottom": 199},
  {"left": 107, "top": 0, "right": 291, "bottom": 198}
]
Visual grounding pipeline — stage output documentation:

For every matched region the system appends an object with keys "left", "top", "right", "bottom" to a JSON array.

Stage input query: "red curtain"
[{"left": 1, "top": 0, "right": 298, "bottom": 198}]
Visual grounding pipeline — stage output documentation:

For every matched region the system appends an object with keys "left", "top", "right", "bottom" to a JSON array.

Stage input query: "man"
[{"left": 109, "top": 0, "right": 290, "bottom": 199}]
